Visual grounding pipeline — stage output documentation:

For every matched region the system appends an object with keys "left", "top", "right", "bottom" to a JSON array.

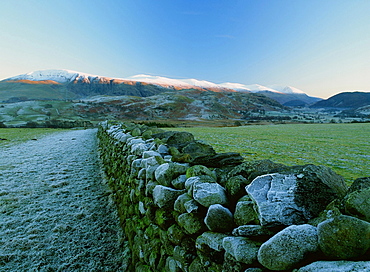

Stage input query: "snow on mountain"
[
  {"left": 5, "top": 69, "right": 100, "bottom": 83},
  {"left": 125, "top": 74, "right": 195, "bottom": 89},
  {"left": 4, "top": 69, "right": 308, "bottom": 97},
  {"left": 266, "top": 84, "right": 305, "bottom": 94}
]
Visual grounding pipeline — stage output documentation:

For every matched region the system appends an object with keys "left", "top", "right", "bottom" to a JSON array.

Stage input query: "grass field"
[
  {"left": 0, "top": 128, "right": 69, "bottom": 147},
  {"left": 170, "top": 123, "right": 370, "bottom": 184}
]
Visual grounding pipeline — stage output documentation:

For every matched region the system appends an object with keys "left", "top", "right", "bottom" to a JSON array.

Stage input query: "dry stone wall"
[{"left": 98, "top": 121, "right": 370, "bottom": 272}]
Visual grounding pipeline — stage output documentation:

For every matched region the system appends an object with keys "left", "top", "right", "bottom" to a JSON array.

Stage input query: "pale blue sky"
[{"left": 1, "top": 0, "right": 369, "bottom": 98}]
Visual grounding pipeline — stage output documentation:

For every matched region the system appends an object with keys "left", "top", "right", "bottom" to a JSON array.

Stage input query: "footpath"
[{"left": 0, "top": 129, "right": 128, "bottom": 271}]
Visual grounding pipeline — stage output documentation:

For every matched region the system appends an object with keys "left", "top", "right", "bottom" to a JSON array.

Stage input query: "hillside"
[{"left": 311, "top": 91, "right": 370, "bottom": 109}]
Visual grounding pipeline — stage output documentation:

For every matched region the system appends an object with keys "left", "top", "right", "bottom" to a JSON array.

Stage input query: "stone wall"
[{"left": 97, "top": 121, "right": 370, "bottom": 272}]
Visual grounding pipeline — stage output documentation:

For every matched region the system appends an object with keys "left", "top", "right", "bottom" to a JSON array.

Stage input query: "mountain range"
[{"left": 1, "top": 69, "right": 320, "bottom": 106}]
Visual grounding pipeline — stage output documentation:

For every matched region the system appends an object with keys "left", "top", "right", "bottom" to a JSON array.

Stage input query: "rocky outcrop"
[{"left": 98, "top": 121, "right": 370, "bottom": 272}]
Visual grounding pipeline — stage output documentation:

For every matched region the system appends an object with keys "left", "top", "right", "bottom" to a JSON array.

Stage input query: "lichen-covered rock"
[
  {"left": 186, "top": 165, "right": 217, "bottom": 181},
  {"left": 184, "top": 199, "right": 200, "bottom": 213},
  {"left": 157, "top": 144, "right": 169, "bottom": 155},
  {"left": 246, "top": 164, "right": 348, "bottom": 226},
  {"left": 193, "top": 182, "right": 228, "bottom": 208},
  {"left": 155, "top": 163, "right": 188, "bottom": 186},
  {"left": 153, "top": 185, "right": 184, "bottom": 209},
  {"left": 258, "top": 224, "right": 318, "bottom": 271},
  {"left": 297, "top": 260, "right": 370, "bottom": 272},
  {"left": 131, "top": 143, "right": 148, "bottom": 156},
  {"left": 317, "top": 215, "right": 370, "bottom": 259},
  {"left": 204, "top": 204, "right": 234, "bottom": 232},
  {"left": 153, "top": 131, "right": 195, "bottom": 149},
  {"left": 181, "top": 140, "right": 217, "bottom": 161},
  {"left": 234, "top": 195, "right": 258, "bottom": 226},
  {"left": 142, "top": 150, "right": 162, "bottom": 159},
  {"left": 225, "top": 175, "right": 249, "bottom": 201},
  {"left": 344, "top": 187, "right": 370, "bottom": 222},
  {"left": 222, "top": 236, "right": 259, "bottom": 264},
  {"left": 177, "top": 213, "right": 205, "bottom": 235},
  {"left": 196, "top": 232, "right": 227, "bottom": 252}
]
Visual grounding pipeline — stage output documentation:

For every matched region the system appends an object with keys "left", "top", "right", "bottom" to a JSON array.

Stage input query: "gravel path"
[{"left": 0, "top": 129, "right": 128, "bottom": 271}]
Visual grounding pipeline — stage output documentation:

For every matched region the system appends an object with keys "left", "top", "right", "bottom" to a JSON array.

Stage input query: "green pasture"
[
  {"left": 0, "top": 128, "right": 68, "bottom": 147},
  {"left": 171, "top": 123, "right": 370, "bottom": 184}
]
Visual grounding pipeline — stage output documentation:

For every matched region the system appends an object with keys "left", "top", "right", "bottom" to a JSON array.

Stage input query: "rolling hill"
[{"left": 310, "top": 91, "right": 370, "bottom": 109}]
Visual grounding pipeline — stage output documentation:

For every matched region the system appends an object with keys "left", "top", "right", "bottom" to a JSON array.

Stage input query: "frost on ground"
[{"left": 0, "top": 129, "right": 129, "bottom": 271}]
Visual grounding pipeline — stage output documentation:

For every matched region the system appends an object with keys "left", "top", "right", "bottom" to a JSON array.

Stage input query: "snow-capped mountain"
[
  {"left": 2, "top": 69, "right": 321, "bottom": 106},
  {"left": 5, "top": 69, "right": 99, "bottom": 83}
]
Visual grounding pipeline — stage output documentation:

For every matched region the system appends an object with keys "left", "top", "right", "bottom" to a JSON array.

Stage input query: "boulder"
[
  {"left": 153, "top": 185, "right": 184, "bottom": 209},
  {"left": 317, "top": 215, "right": 370, "bottom": 259},
  {"left": 246, "top": 173, "right": 306, "bottom": 226},
  {"left": 297, "top": 260, "right": 370, "bottom": 272},
  {"left": 154, "top": 163, "right": 188, "bottom": 186},
  {"left": 222, "top": 237, "right": 259, "bottom": 264},
  {"left": 193, "top": 182, "right": 228, "bottom": 208},
  {"left": 157, "top": 144, "right": 169, "bottom": 155},
  {"left": 234, "top": 195, "right": 258, "bottom": 226},
  {"left": 204, "top": 204, "right": 234, "bottom": 232},
  {"left": 246, "top": 165, "right": 348, "bottom": 226},
  {"left": 257, "top": 224, "right": 319, "bottom": 271},
  {"left": 344, "top": 187, "right": 370, "bottom": 222}
]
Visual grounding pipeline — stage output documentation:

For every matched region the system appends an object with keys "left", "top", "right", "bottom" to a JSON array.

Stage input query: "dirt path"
[{"left": 0, "top": 129, "right": 128, "bottom": 271}]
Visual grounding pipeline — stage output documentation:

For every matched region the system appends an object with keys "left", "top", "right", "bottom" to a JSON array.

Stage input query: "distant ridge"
[{"left": 310, "top": 91, "right": 370, "bottom": 109}]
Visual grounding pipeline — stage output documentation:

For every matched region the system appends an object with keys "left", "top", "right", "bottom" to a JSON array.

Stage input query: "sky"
[{"left": 1, "top": 0, "right": 370, "bottom": 98}]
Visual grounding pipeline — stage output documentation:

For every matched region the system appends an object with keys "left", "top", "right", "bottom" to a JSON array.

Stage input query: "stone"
[
  {"left": 317, "top": 215, "right": 370, "bottom": 259},
  {"left": 168, "top": 224, "right": 185, "bottom": 245},
  {"left": 131, "top": 143, "right": 148, "bottom": 156},
  {"left": 225, "top": 175, "right": 249, "bottom": 201},
  {"left": 234, "top": 196, "right": 258, "bottom": 226},
  {"left": 246, "top": 173, "right": 306, "bottom": 226},
  {"left": 204, "top": 204, "right": 234, "bottom": 232},
  {"left": 193, "top": 182, "right": 228, "bottom": 207},
  {"left": 228, "top": 159, "right": 286, "bottom": 182},
  {"left": 181, "top": 140, "right": 217, "bottom": 161},
  {"left": 186, "top": 165, "right": 217, "bottom": 181},
  {"left": 142, "top": 150, "right": 161, "bottom": 159},
  {"left": 222, "top": 236, "right": 259, "bottom": 264},
  {"left": 171, "top": 174, "right": 187, "bottom": 190},
  {"left": 177, "top": 213, "right": 205, "bottom": 235},
  {"left": 196, "top": 232, "right": 227, "bottom": 252},
  {"left": 157, "top": 144, "right": 169, "bottom": 155},
  {"left": 246, "top": 164, "right": 348, "bottom": 226},
  {"left": 153, "top": 185, "right": 184, "bottom": 209},
  {"left": 297, "top": 260, "right": 370, "bottom": 272},
  {"left": 257, "top": 224, "right": 319, "bottom": 271},
  {"left": 344, "top": 187, "right": 370, "bottom": 222},
  {"left": 184, "top": 199, "right": 200, "bottom": 213},
  {"left": 191, "top": 152, "right": 244, "bottom": 168},
  {"left": 232, "top": 225, "right": 275, "bottom": 238},
  {"left": 174, "top": 193, "right": 193, "bottom": 213},
  {"left": 155, "top": 163, "right": 188, "bottom": 187},
  {"left": 165, "top": 256, "right": 181, "bottom": 272},
  {"left": 153, "top": 131, "right": 195, "bottom": 149},
  {"left": 347, "top": 177, "right": 370, "bottom": 194},
  {"left": 131, "top": 127, "right": 142, "bottom": 137}
]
